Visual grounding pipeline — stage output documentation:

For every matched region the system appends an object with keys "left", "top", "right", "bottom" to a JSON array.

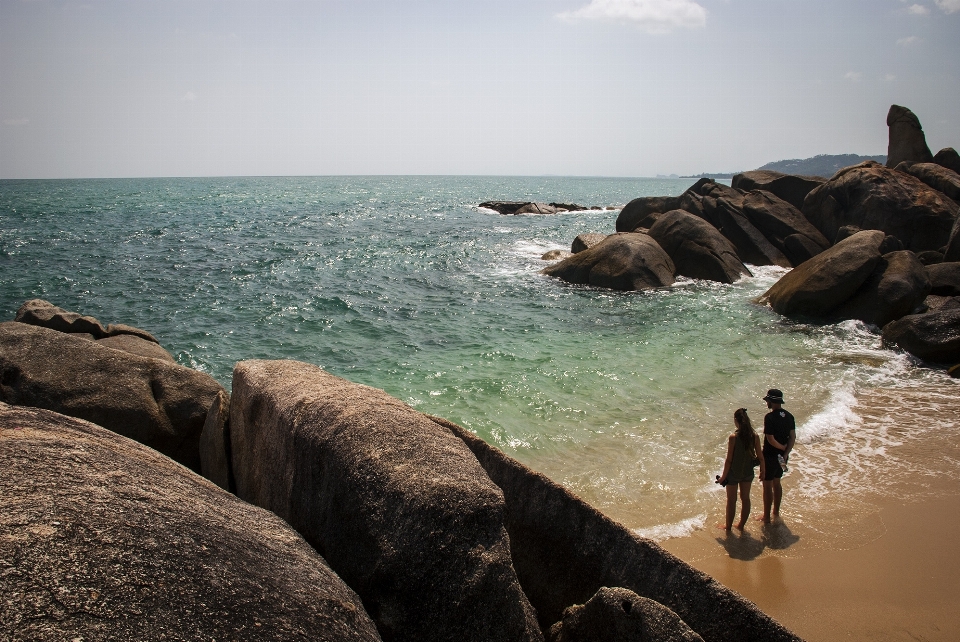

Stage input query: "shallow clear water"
[{"left": 2, "top": 176, "right": 958, "bottom": 539}]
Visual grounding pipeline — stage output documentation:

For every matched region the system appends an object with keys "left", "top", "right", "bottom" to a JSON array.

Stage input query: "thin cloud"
[
  {"left": 3, "top": 118, "right": 29, "bottom": 126},
  {"left": 844, "top": 71, "right": 863, "bottom": 82},
  {"left": 907, "top": 4, "right": 930, "bottom": 14},
  {"left": 556, "top": 0, "right": 707, "bottom": 33},
  {"left": 935, "top": 0, "right": 960, "bottom": 13},
  {"left": 180, "top": 91, "right": 198, "bottom": 102},
  {"left": 896, "top": 35, "right": 920, "bottom": 46}
]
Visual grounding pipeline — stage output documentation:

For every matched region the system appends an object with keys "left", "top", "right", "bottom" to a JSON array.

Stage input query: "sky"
[{"left": 1, "top": 0, "right": 958, "bottom": 179}]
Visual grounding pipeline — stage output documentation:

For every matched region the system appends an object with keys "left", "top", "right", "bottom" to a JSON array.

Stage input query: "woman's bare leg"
[
  {"left": 736, "top": 481, "right": 752, "bottom": 529},
  {"left": 719, "top": 482, "right": 738, "bottom": 530}
]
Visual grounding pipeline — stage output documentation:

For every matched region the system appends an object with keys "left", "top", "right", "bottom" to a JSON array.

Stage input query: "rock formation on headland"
[
  {"left": 480, "top": 200, "right": 612, "bottom": 215},
  {"left": 0, "top": 301, "right": 803, "bottom": 642},
  {"left": 539, "top": 105, "right": 960, "bottom": 370}
]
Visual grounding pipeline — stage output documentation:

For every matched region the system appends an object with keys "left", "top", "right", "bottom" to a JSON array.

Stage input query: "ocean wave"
[{"left": 633, "top": 514, "right": 706, "bottom": 542}]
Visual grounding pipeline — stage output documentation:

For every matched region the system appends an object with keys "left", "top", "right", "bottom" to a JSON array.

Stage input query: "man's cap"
[{"left": 763, "top": 389, "right": 785, "bottom": 404}]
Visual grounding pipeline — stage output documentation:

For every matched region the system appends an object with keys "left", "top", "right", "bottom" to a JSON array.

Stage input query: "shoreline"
[{"left": 660, "top": 383, "right": 960, "bottom": 641}]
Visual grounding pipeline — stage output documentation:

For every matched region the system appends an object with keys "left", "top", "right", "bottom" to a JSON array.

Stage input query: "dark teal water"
[{"left": 2, "top": 176, "right": 957, "bottom": 538}]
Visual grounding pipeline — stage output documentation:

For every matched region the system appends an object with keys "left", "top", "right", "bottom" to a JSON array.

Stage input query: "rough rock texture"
[
  {"left": 758, "top": 230, "right": 886, "bottom": 317},
  {"left": 802, "top": 162, "right": 959, "bottom": 252},
  {"left": 834, "top": 225, "right": 862, "bottom": 245},
  {"left": 96, "top": 334, "right": 176, "bottom": 362},
  {"left": 0, "top": 402, "right": 382, "bottom": 642},
  {"left": 542, "top": 249, "right": 573, "bottom": 261},
  {"left": 0, "top": 321, "right": 224, "bottom": 472},
  {"left": 783, "top": 234, "right": 826, "bottom": 265},
  {"left": 831, "top": 251, "right": 931, "bottom": 327},
  {"left": 430, "top": 416, "right": 801, "bottom": 642},
  {"left": 548, "top": 587, "right": 703, "bottom": 642},
  {"left": 515, "top": 202, "right": 559, "bottom": 215},
  {"left": 616, "top": 196, "right": 681, "bottom": 232},
  {"left": 741, "top": 190, "right": 829, "bottom": 264},
  {"left": 572, "top": 233, "right": 609, "bottom": 254},
  {"left": 945, "top": 213, "right": 960, "bottom": 262},
  {"left": 896, "top": 161, "right": 960, "bottom": 202},
  {"left": 886, "top": 105, "right": 934, "bottom": 168},
  {"left": 541, "top": 233, "right": 675, "bottom": 291},
  {"left": 647, "top": 210, "right": 751, "bottom": 283},
  {"left": 917, "top": 250, "right": 945, "bottom": 265},
  {"left": 199, "top": 389, "right": 232, "bottom": 491},
  {"left": 731, "top": 171, "right": 826, "bottom": 210},
  {"left": 229, "top": 360, "right": 543, "bottom": 642},
  {"left": 14, "top": 299, "right": 160, "bottom": 344},
  {"left": 881, "top": 304, "right": 960, "bottom": 363},
  {"left": 927, "top": 262, "right": 960, "bottom": 296},
  {"left": 715, "top": 197, "right": 791, "bottom": 268},
  {"left": 934, "top": 147, "right": 960, "bottom": 175}
]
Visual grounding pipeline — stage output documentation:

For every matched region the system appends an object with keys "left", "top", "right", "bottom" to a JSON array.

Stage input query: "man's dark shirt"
[{"left": 763, "top": 408, "right": 795, "bottom": 455}]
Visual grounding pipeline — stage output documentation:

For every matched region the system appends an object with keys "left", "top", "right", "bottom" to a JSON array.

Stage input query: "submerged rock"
[
  {"left": 548, "top": 587, "right": 703, "bottom": 642},
  {"left": 229, "top": 360, "right": 543, "bottom": 642},
  {"left": 541, "top": 233, "right": 675, "bottom": 291},
  {"left": 886, "top": 104, "right": 934, "bottom": 168},
  {"left": 758, "top": 230, "right": 885, "bottom": 317},
  {"left": 647, "top": 210, "right": 750, "bottom": 283},
  {"left": 0, "top": 402, "right": 382, "bottom": 642},
  {"left": 802, "top": 162, "right": 958, "bottom": 253}
]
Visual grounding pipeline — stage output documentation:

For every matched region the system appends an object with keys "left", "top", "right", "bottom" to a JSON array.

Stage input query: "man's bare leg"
[
  {"left": 772, "top": 478, "right": 783, "bottom": 518},
  {"left": 758, "top": 479, "right": 774, "bottom": 522}
]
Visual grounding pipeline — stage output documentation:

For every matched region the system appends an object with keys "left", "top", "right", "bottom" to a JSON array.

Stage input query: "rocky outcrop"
[
  {"left": 881, "top": 300, "right": 960, "bottom": 363},
  {"left": 886, "top": 105, "right": 934, "bottom": 168},
  {"left": 927, "top": 262, "right": 960, "bottom": 296},
  {"left": 480, "top": 201, "right": 591, "bottom": 215},
  {"left": 732, "top": 171, "right": 825, "bottom": 210},
  {"left": 934, "top": 148, "right": 960, "bottom": 175},
  {"left": 199, "top": 389, "right": 232, "bottom": 491},
  {"left": 548, "top": 587, "right": 703, "bottom": 642},
  {"left": 432, "top": 416, "right": 802, "bottom": 642},
  {"left": 229, "top": 360, "right": 543, "bottom": 642},
  {"left": 0, "top": 402, "right": 382, "bottom": 642},
  {"left": 541, "top": 234, "right": 675, "bottom": 291},
  {"left": 542, "top": 249, "right": 573, "bottom": 261},
  {"left": 616, "top": 196, "right": 681, "bottom": 232},
  {"left": 572, "top": 233, "right": 608, "bottom": 254},
  {"left": 758, "top": 230, "right": 885, "bottom": 317},
  {"left": 0, "top": 321, "right": 224, "bottom": 472},
  {"left": 95, "top": 334, "right": 176, "bottom": 362},
  {"left": 896, "top": 161, "right": 960, "bottom": 202},
  {"left": 15, "top": 299, "right": 160, "bottom": 344},
  {"left": 830, "top": 250, "right": 931, "bottom": 327},
  {"left": 741, "top": 190, "right": 829, "bottom": 265},
  {"left": 714, "top": 197, "right": 791, "bottom": 268},
  {"left": 802, "top": 162, "right": 959, "bottom": 252},
  {"left": 647, "top": 210, "right": 750, "bottom": 283}
]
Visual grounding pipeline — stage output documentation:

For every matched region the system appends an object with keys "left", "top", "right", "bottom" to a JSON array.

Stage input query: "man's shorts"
[{"left": 763, "top": 452, "right": 785, "bottom": 480}]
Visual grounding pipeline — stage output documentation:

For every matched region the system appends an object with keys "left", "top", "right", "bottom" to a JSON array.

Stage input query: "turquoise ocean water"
[{"left": 2, "top": 176, "right": 958, "bottom": 543}]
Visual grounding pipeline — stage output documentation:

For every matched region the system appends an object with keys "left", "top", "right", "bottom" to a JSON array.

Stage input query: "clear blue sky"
[{"left": 1, "top": 0, "right": 958, "bottom": 178}]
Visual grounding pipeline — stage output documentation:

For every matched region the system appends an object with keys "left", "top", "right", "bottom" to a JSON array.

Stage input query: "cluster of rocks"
[
  {"left": 541, "top": 105, "right": 960, "bottom": 369},
  {"left": 480, "top": 200, "right": 617, "bottom": 215},
  {"left": 1, "top": 300, "right": 801, "bottom": 641}
]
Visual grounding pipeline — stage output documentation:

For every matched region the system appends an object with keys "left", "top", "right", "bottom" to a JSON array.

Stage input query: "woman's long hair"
[{"left": 734, "top": 408, "right": 757, "bottom": 454}]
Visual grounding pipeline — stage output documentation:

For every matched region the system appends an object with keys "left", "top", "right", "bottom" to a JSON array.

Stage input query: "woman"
[{"left": 716, "top": 408, "right": 765, "bottom": 531}]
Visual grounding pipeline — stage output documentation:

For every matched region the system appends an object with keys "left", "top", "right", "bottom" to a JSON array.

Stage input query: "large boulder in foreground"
[
  {"left": 741, "top": 190, "right": 829, "bottom": 265},
  {"left": 647, "top": 210, "right": 750, "bottom": 283},
  {"left": 802, "top": 162, "right": 959, "bottom": 252},
  {"left": 616, "top": 196, "right": 681, "bottom": 232},
  {"left": 548, "top": 587, "right": 703, "bottom": 642},
  {"left": 732, "top": 170, "right": 825, "bottom": 210},
  {"left": 0, "top": 402, "right": 382, "bottom": 642},
  {"left": 830, "top": 250, "right": 931, "bottom": 327},
  {"left": 541, "top": 233, "right": 675, "bottom": 291},
  {"left": 758, "top": 230, "right": 885, "bottom": 317},
  {"left": 0, "top": 322, "right": 224, "bottom": 472},
  {"left": 230, "top": 360, "right": 542, "bottom": 642},
  {"left": 430, "top": 416, "right": 801, "bottom": 642},
  {"left": 886, "top": 104, "right": 934, "bottom": 168},
  {"left": 881, "top": 301, "right": 960, "bottom": 363}
]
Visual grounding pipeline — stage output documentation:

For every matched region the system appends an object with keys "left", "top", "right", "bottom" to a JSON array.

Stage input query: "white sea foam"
[
  {"left": 797, "top": 386, "right": 862, "bottom": 445},
  {"left": 633, "top": 514, "right": 706, "bottom": 542}
]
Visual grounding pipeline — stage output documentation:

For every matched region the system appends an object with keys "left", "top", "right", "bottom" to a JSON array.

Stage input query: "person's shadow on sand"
[
  {"left": 715, "top": 529, "right": 766, "bottom": 560},
  {"left": 760, "top": 520, "right": 800, "bottom": 550}
]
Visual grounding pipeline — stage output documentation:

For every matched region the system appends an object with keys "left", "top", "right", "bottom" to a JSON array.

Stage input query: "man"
[{"left": 759, "top": 388, "right": 795, "bottom": 523}]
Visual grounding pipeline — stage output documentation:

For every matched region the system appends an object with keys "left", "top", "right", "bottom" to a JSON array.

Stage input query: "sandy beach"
[{"left": 662, "top": 385, "right": 960, "bottom": 642}]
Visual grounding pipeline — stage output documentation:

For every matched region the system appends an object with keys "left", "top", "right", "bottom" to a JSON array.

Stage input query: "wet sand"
[{"left": 661, "top": 385, "right": 960, "bottom": 642}]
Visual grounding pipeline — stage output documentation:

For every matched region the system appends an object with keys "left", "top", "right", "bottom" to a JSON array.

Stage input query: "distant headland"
[{"left": 682, "top": 153, "right": 888, "bottom": 180}]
